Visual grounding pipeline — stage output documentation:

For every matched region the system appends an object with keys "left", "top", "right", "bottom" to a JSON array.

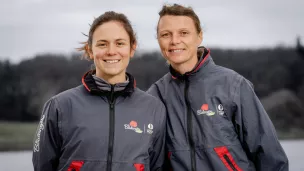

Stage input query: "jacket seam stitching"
[
  {"left": 53, "top": 97, "right": 63, "bottom": 141},
  {"left": 231, "top": 75, "right": 243, "bottom": 104}
]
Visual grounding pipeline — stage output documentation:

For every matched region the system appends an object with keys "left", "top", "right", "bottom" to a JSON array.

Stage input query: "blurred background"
[{"left": 1, "top": 0, "right": 304, "bottom": 170}]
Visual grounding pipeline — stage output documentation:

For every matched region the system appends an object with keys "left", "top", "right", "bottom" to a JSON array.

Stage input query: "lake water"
[{"left": 0, "top": 140, "right": 303, "bottom": 170}]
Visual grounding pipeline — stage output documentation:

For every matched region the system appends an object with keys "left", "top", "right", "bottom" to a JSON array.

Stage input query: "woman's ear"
[
  {"left": 89, "top": 52, "right": 94, "bottom": 60},
  {"left": 88, "top": 47, "right": 94, "bottom": 60},
  {"left": 130, "top": 42, "right": 137, "bottom": 58},
  {"left": 197, "top": 31, "right": 203, "bottom": 46},
  {"left": 85, "top": 43, "right": 94, "bottom": 60}
]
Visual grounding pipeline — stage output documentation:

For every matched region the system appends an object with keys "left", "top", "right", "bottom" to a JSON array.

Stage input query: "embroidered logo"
[
  {"left": 147, "top": 124, "right": 153, "bottom": 134},
  {"left": 197, "top": 104, "right": 215, "bottom": 116},
  {"left": 217, "top": 104, "right": 225, "bottom": 115},
  {"left": 34, "top": 114, "right": 45, "bottom": 152},
  {"left": 124, "top": 121, "right": 143, "bottom": 133}
]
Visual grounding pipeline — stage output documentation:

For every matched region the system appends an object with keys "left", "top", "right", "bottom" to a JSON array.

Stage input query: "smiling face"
[
  {"left": 157, "top": 15, "right": 202, "bottom": 72},
  {"left": 89, "top": 21, "right": 136, "bottom": 82}
]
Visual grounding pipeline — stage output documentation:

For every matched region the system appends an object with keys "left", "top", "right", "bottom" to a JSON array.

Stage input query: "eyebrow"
[
  {"left": 96, "top": 40, "right": 107, "bottom": 43},
  {"left": 96, "top": 38, "right": 127, "bottom": 43},
  {"left": 116, "top": 38, "right": 127, "bottom": 42},
  {"left": 159, "top": 28, "right": 190, "bottom": 33},
  {"left": 159, "top": 30, "right": 170, "bottom": 33}
]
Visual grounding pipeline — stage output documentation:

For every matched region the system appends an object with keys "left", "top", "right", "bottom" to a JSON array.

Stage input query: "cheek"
[
  {"left": 118, "top": 48, "right": 132, "bottom": 58},
  {"left": 94, "top": 51, "right": 107, "bottom": 59},
  {"left": 158, "top": 39, "right": 167, "bottom": 49},
  {"left": 192, "top": 37, "right": 201, "bottom": 46}
]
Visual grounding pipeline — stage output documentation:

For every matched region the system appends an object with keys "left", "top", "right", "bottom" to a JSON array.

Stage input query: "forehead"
[
  {"left": 92, "top": 21, "right": 130, "bottom": 41},
  {"left": 158, "top": 15, "right": 196, "bottom": 31}
]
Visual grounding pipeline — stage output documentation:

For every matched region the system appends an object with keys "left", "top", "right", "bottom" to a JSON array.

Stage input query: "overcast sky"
[{"left": 2, "top": 0, "right": 304, "bottom": 63}]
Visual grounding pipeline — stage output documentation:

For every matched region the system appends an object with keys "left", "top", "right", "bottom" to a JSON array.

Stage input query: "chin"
[
  {"left": 104, "top": 70, "right": 122, "bottom": 76},
  {"left": 168, "top": 57, "right": 188, "bottom": 65}
]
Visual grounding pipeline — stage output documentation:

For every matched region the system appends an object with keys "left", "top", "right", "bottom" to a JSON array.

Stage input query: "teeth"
[
  {"left": 105, "top": 60, "right": 119, "bottom": 63},
  {"left": 170, "top": 49, "right": 183, "bottom": 52}
]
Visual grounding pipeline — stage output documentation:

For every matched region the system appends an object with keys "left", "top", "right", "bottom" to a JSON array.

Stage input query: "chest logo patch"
[
  {"left": 147, "top": 124, "right": 153, "bottom": 134},
  {"left": 217, "top": 104, "right": 225, "bottom": 115},
  {"left": 124, "top": 120, "right": 143, "bottom": 133},
  {"left": 197, "top": 104, "right": 215, "bottom": 116}
]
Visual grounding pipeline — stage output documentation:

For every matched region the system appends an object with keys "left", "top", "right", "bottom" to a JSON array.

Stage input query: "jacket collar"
[
  {"left": 82, "top": 70, "right": 136, "bottom": 96},
  {"left": 169, "top": 47, "right": 214, "bottom": 80}
]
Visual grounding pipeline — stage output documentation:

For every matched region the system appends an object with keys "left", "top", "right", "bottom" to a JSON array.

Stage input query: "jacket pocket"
[
  {"left": 67, "top": 161, "right": 84, "bottom": 171},
  {"left": 133, "top": 163, "right": 145, "bottom": 171},
  {"left": 214, "top": 146, "right": 243, "bottom": 171}
]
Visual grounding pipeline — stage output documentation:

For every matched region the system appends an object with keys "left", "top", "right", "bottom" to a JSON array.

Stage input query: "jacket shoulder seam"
[{"left": 232, "top": 74, "right": 244, "bottom": 103}]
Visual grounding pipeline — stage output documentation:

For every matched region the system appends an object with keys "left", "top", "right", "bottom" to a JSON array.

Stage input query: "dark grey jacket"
[
  {"left": 32, "top": 71, "right": 166, "bottom": 171},
  {"left": 147, "top": 48, "right": 288, "bottom": 171}
]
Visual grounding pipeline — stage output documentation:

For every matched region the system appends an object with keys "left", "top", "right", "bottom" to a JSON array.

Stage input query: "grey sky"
[{"left": 1, "top": 0, "right": 304, "bottom": 63}]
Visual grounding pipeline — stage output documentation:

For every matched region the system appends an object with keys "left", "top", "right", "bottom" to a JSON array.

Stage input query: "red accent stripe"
[
  {"left": 167, "top": 152, "right": 173, "bottom": 171},
  {"left": 133, "top": 163, "right": 144, "bottom": 171},
  {"left": 167, "top": 151, "right": 173, "bottom": 171},
  {"left": 67, "top": 161, "right": 84, "bottom": 171},
  {"left": 134, "top": 78, "right": 137, "bottom": 88},
  {"left": 171, "top": 75, "right": 177, "bottom": 79},
  {"left": 188, "top": 49, "right": 210, "bottom": 74},
  {"left": 82, "top": 72, "right": 91, "bottom": 92},
  {"left": 214, "top": 146, "right": 242, "bottom": 171}
]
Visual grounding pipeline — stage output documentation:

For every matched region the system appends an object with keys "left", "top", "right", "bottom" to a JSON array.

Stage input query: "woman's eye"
[
  {"left": 97, "top": 44, "right": 106, "bottom": 47},
  {"left": 161, "top": 33, "right": 169, "bottom": 38},
  {"left": 117, "top": 42, "right": 125, "bottom": 46},
  {"left": 181, "top": 31, "right": 189, "bottom": 36}
]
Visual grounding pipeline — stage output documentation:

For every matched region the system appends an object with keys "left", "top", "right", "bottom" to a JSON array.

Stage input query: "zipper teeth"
[
  {"left": 185, "top": 79, "right": 196, "bottom": 171},
  {"left": 107, "top": 86, "right": 115, "bottom": 171},
  {"left": 223, "top": 154, "right": 237, "bottom": 171}
]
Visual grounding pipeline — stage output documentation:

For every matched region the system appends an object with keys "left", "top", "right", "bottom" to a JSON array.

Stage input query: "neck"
[
  {"left": 95, "top": 70, "right": 126, "bottom": 85},
  {"left": 171, "top": 54, "right": 198, "bottom": 75}
]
